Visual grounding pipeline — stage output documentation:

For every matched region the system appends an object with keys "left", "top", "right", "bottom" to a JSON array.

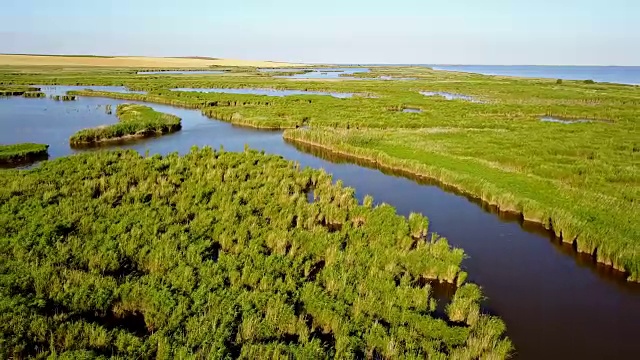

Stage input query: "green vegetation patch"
[
  {"left": 2, "top": 66, "right": 637, "bottom": 282},
  {"left": 0, "top": 143, "right": 48, "bottom": 164},
  {"left": 0, "top": 86, "right": 41, "bottom": 96},
  {"left": 283, "top": 126, "right": 640, "bottom": 281},
  {"left": 51, "top": 94, "right": 77, "bottom": 101},
  {"left": 0, "top": 148, "right": 510, "bottom": 359},
  {"left": 69, "top": 104, "right": 181, "bottom": 146}
]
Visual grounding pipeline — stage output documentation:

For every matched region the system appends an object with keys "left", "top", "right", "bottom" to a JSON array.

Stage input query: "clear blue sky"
[{"left": 1, "top": 0, "right": 638, "bottom": 65}]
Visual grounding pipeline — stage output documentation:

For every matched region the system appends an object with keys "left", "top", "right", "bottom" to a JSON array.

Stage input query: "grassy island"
[
  {"left": 0, "top": 86, "right": 42, "bottom": 96},
  {"left": 0, "top": 148, "right": 511, "bottom": 359},
  {"left": 69, "top": 104, "right": 181, "bottom": 146},
  {"left": 0, "top": 143, "right": 49, "bottom": 165}
]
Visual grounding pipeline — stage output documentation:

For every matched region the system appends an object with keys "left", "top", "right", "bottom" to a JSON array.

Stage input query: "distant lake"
[{"left": 427, "top": 65, "right": 640, "bottom": 85}]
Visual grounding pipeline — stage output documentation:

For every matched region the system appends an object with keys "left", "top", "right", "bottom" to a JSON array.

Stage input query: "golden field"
[{"left": 0, "top": 54, "right": 306, "bottom": 68}]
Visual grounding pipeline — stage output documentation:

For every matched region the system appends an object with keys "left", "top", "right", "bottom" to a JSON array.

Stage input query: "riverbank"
[
  {"left": 2, "top": 65, "right": 638, "bottom": 286},
  {"left": 283, "top": 129, "right": 639, "bottom": 282}
]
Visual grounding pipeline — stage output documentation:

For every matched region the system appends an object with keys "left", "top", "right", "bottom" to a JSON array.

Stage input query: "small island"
[
  {"left": 69, "top": 103, "right": 182, "bottom": 146},
  {"left": 0, "top": 143, "right": 49, "bottom": 165},
  {"left": 0, "top": 86, "right": 42, "bottom": 96}
]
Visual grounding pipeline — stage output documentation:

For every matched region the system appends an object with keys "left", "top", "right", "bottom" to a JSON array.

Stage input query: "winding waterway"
[{"left": 1, "top": 87, "right": 639, "bottom": 359}]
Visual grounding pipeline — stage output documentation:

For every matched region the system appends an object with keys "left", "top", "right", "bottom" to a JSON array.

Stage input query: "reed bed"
[
  {"left": 0, "top": 86, "right": 41, "bottom": 96},
  {"left": 0, "top": 148, "right": 510, "bottom": 358},
  {"left": 0, "top": 143, "right": 48, "bottom": 164},
  {"left": 69, "top": 104, "right": 181, "bottom": 146},
  {"left": 21, "top": 91, "right": 46, "bottom": 98},
  {"left": 51, "top": 94, "right": 77, "bottom": 101},
  {"left": 283, "top": 127, "right": 640, "bottom": 281},
  {"left": 1, "top": 65, "right": 638, "bottom": 282}
]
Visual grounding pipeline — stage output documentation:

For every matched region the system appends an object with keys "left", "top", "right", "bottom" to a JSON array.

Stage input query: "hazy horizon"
[{"left": 1, "top": 0, "right": 638, "bottom": 66}]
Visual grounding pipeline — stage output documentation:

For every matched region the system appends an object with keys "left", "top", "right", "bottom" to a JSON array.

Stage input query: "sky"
[{"left": 0, "top": 0, "right": 638, "bottom": 65}]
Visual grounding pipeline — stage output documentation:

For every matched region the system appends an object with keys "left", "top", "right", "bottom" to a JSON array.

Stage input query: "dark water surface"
[{"left": 1, "top": 88, "right": 639, "bottom": 359}]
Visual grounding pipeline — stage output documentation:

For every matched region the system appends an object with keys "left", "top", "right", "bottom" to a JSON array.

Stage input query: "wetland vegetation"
[
  {"left": 2, "top": 65, "right": 637, "bottom": 280},
  {"left": 0, "top": 148, "right": 511, "bottom": 359},
  {"left": 69, "top": 104, "right": 182, "bottom": 146},
  {"left": 0, "top": 143, "right": 49, "bottom": 165},
  {"left": 1, "top": 62, "right": 639, "bottom": 358}
]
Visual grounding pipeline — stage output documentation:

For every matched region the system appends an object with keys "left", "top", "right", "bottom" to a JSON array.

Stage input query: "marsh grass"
[
  {"left": 2, "top": 65, "right": 639, "bottom": 282},
  {"left": 69, "top": 104, "right": 181, "bottom": 146},
  {"left": 21, "top": 91, "right": 46, "bottom": 98},
  {"left": 51, "top": 94, "right": 77, "bottom": 101},
  {"left": 0, "top": 143, "right": 48, "bottom": 164},
  {"left": 0, "top": 148, "right": 509, "bottom": 358}
]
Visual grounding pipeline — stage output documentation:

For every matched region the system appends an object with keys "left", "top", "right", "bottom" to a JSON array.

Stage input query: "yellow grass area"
[{"left": 0, "top": 54, "right": 306, "bottom": 68}]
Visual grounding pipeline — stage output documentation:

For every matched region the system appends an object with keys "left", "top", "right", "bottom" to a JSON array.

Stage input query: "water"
[
  {"left": 402, "top": 108, "right": 423, "bottom": 113},
  {"left": 171, "top": 87, "right": 353, "bottom": 98},
  {"left": 541, "top": 116, "right": 593, "bottom": 124},
  {"left": 281, "top": 68, "right": 370, "bottom": 79},
  {"left": 257, "top": 68, "right": 306, "bottom": 73},
  {"left": 36, "top": 85, "right": 146, "bottom": 96},
  {"left": 259, "top": 67, "right": 371, "bottom": 79},
  {"left": 137, "top": 70, "right": 226, "bottom": 75},
  {"left": 1, "top": 87, "right": 640, "bottom": 359},
  {"left": 420, "top": 91, "right": 482, "bottom": 103},
  {"left": 428, "top": 65, "right": 640, "bottom": 85}
]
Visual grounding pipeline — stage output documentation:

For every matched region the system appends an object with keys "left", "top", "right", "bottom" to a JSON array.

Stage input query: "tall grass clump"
[{"left": 21, "top": 91, "right": 46, "bottom": 98}]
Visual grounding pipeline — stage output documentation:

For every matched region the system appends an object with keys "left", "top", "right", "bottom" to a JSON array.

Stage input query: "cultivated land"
[{"left": 0, "top": 54, "right": 306, "bottom": 68}]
